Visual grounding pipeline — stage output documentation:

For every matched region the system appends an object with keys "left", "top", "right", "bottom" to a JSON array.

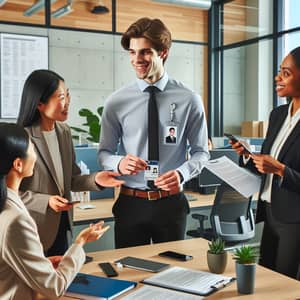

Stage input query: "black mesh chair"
[{"left": 187, "top": 182, "right": 255, "bottom": 244}]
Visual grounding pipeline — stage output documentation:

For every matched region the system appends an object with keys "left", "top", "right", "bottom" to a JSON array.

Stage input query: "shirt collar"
[
  {"left": 137, "top": 72, "right": 169, "bottom": 92},
  {"left": 287, "top": 101, "right": 300, "bottom": 125},
  {"left": 6, "top": 187, "right": 26, "bottom": 210}
]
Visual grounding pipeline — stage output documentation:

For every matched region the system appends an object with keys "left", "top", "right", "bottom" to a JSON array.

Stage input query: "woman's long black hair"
[
  {"left": 17, "top": 69, "right": 64, "bottom": 127},
  {"left": 0, "top": 123, "right": 29, "bottom": 212}
]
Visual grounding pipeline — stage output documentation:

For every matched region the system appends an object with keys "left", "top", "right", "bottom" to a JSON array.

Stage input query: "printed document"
[
  {"left": 122, "top": 285, "right": 203, "bottom": 300},
  {"left": 203, "top": 156, "right": 261, "bottom": 197},
  {"left": 142, "top": 266, "right": 234, "bottom": 296}
]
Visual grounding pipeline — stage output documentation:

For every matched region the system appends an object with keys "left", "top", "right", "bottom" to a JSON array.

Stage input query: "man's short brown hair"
[{"left": 121, "top": 17, "right": 172, "bottom": 52}]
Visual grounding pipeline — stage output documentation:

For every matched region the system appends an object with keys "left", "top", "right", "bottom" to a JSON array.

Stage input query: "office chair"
[{"left": 187, "top": 182, "right": 255, "bottom": 244}]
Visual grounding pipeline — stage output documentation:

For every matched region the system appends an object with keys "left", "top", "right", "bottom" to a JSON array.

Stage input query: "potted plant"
[
  {"left": 233, "top": 245, "right": 259, "bottom": 294},
  {"left": 71, "top": 106, "right": 104, "bottom": 144},
  {"left": 207, "top": 238, "right": 227, "bottom": 274}
]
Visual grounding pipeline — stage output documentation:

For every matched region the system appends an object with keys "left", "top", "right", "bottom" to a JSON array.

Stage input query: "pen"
[{"left": 210, "top": 278, "right": 235, "bottom": 289}]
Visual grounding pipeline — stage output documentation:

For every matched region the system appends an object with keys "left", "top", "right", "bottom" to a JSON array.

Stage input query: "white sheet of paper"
[
  {"left": 203, "top": 156, "right": 261, "bottom": 197},
  {"left": 142, "top": 266, "right": 233, "bottom": 296},
  {"left": 121, "top": 285, "right": 203, "bottom": 300}
]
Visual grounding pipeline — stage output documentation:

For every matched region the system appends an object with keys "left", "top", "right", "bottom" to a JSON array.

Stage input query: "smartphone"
[
  {"left": 224, "top": 133, "right": 239, "bottom": 143},
  {"left": 98, "top": 262, "right": 118, "bottom": 277},
  {"left": 158, "top": 251, "right": 193, "bottom": 261},
  {"left": 224, "top": 133, "right": 252, "bottom": 154},
  {"left": 68, "top": 199, "right": 81, "bottom": 204}
]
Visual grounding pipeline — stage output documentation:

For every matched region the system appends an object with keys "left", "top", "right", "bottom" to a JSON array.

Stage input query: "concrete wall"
[{"left": 0, "top": 24, "right": 205, "bottom": 135}]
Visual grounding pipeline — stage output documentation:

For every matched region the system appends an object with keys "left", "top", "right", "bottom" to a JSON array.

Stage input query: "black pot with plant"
[
  {"left": 233, "top": 245, "right": 259, "bottom": 294},
  {"left": 207, "top": 238, "right": 227, "bottom": 274},
  {"left": 71, "top": 106, "right": 104, "bottom": 144}
]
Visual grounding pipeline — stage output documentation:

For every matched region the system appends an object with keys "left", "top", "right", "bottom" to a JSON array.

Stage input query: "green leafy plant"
[
  {"left": 71, "top": 106, "right": 104, "bottom": 143},
  {"left": 208, "top": 238, "right": 225, "bottom": 254},
  {"left": 233, "top": 245, "right": 259, "bottom": 264}
]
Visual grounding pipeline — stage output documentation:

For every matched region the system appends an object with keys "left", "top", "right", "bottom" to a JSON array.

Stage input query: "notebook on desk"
[{"left": 66, "top": 273, "right": 137, "bottom": 300}]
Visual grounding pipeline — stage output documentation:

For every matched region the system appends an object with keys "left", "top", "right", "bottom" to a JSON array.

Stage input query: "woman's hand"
[
  {"left": 47, "top": 256, "right": 63, "bottom": 269},
  {"left": 95, "top": 171, "right": 125, "bottom": 187},
  {"left": 49, "top": 195, "right": 73, "bottom": 212},
  {"left": 252, "top": 154, "right": 285, "bottom": 176},
  {"left": 75, "top": 221, "right": 110, "bottom": 246},
  {"left": 230, "top": 140, "right": 250, "bottom": 157}
]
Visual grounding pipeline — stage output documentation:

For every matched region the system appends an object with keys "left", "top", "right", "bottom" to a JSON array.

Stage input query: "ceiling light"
[
  {"left": 0, "top": 0, "right": 7, "bottom": 7},
  {"left": 152, "top": 0, "right": 211, "bottom": 10},
  {"left": 24, "top": 0, "right": 58, "bottom": 17},
  {"left": 52, "top": 0, "right": 73, "bottom": 18}
]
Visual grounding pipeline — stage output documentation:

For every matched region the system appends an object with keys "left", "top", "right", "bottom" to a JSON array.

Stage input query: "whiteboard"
[{"left": 0, "top": 33, "right": 48, "bottom": 118}]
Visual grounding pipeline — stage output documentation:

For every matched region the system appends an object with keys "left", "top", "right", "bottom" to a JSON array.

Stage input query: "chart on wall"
[{"left": 0, "top": 33, "right": 48, "bottom": 118}]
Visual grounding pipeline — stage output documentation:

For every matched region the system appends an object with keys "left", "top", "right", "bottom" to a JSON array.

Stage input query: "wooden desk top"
[
  {"left": 58, "top": 238, "right": 300, "bottom": 300},
  {"left": 73, "top": 192, "right": 215, "bottom": 225}
]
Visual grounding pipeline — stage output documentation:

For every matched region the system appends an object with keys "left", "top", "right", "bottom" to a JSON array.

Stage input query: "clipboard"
[{"left": 142, "top": 266, "right": 235, "bottom": 296}]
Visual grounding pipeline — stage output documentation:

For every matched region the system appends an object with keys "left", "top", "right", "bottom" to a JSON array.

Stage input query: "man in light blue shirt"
[{"left": 98, "top": 17, "right": 209, "bottom": 248}]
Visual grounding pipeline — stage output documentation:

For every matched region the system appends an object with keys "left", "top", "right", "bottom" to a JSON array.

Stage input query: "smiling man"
[{"left": 98, "top": 18, "right": 209, "bottom": 248}]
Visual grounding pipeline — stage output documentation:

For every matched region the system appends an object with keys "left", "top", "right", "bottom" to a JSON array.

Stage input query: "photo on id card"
[{"left": 144, "top": 160, "right": 159, "bottom": 180}]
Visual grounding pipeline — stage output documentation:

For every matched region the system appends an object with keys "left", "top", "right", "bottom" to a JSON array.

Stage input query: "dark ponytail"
[{"left": 0, "top": 123, "right": 29, "bottom": 212}]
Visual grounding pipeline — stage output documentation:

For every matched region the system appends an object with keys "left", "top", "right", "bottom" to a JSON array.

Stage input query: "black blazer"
[
  {"left": 165, "top": 135, "right": 176, "bottom": 143},
  {"left": 243, "top": 104, "right": 300, "bottom": 224}
]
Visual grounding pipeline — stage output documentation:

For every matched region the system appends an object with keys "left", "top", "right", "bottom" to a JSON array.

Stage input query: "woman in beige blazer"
[
  {"left": 17, "top": 70, "right": 124, "bottom": 256},
  {"left": 0, "top": 123, "right": 110, "bottom": 300}
]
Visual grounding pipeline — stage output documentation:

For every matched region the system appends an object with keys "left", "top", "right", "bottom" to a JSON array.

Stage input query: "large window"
[
  {"left": 218, "top": 0, "right": 273, "bottom": 136},
  {"left": 283, "top": 0, "right": 300, "bottom": 30},
  {"left": 283, "top": 31, "right": 300, "bottom": 55},
  {"left": 223, "top": 40, "right": 273, "bottom": 134},
  {"left": 223, "top": 0, "right": 273, "bottom": 45}
]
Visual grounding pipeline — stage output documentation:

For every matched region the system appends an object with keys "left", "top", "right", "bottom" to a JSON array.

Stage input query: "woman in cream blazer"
[
  {"left": 17, "top": 70, "right": 123, "bottom": 255},
  {"left": 0, "top": 123, "right": 109, "bottom": 300}
]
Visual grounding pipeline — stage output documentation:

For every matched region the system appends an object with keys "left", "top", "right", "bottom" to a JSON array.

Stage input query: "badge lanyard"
[
  {"left": 170, "top": 103, "right": 176, "bottom": 124},
  {"left": 164, "top": 103, "right": 178, "bottom": 145}
]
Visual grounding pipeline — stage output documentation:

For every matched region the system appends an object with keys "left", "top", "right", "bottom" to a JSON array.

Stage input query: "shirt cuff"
[{"left": 177, "top": 171, "right": 184, "bottom": 183}]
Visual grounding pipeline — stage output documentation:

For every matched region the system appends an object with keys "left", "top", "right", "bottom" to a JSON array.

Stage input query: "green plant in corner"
[
  {"left": 233, "top": 245, "right": 259, "bottom": 264},
  {"left": 208, "top": 238, "right": 225, "bottom": 254},
  {"left": 71, "top": 106, "right": 104, "bottom": 143}
]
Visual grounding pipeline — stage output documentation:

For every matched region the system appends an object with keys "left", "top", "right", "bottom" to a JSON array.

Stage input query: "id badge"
[
  {"left": 144, "top": 160, "right": 159, "bottom": 180},
  {"left": 164, "top": 125, "right": 178, "bottom": 145}
]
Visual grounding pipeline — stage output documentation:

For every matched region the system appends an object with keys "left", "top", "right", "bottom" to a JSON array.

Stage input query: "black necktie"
[{"left": 146, "top": 86, "right": 159, "bottom": 189}]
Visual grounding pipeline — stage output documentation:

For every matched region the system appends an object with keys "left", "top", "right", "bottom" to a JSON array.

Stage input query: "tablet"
[{"left": 114, "top": 256, "right": 170, "bottom": 273}]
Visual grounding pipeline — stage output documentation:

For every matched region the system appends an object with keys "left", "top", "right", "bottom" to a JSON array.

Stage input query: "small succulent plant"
[
  {"left": 233, "top": 245, "right": 259, "bottom": 264},
  {"left": 208, "top": 238, "right": 225, "bottom": 254}
]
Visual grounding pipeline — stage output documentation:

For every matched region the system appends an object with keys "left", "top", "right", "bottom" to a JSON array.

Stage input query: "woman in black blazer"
[{"left": 231, "top": 46, "right": 300, "bottom": 279}]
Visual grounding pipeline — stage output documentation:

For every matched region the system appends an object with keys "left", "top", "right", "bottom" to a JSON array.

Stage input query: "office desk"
[
  {"left": 57, "top": 238, "right": 299, "bottom": 300},
  {"left": 73, "top": 192, "right": 215, "bottom": 225}
]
